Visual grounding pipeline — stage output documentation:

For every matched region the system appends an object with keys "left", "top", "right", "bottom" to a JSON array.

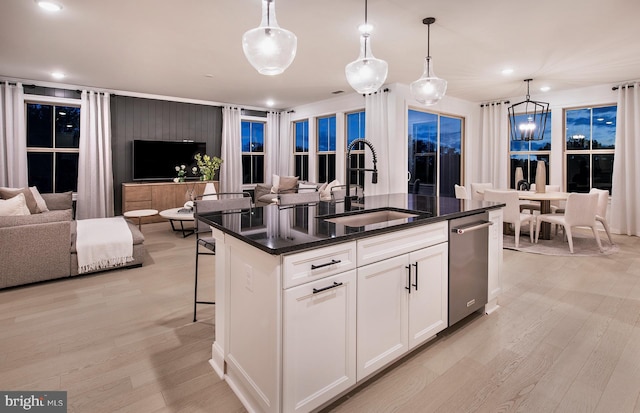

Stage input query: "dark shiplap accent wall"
[{"left": 111, "top": 95, "right": 223, "bottom": 215}]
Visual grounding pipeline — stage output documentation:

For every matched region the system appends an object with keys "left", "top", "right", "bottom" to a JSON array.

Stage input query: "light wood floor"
[{"left": 1, "top": 223, "right": 639, "bottom": 413}]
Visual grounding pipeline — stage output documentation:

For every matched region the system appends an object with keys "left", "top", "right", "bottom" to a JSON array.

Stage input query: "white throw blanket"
[{"left": 76, "top": 217, "right": 134, "bottom": 274}]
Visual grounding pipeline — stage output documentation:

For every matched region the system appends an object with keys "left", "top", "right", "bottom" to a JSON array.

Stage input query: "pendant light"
[
  {"left": 242, "top": 0, "right": 297, "bottom": 76},
  {"left": 508, "top": 79, "right": 550, "bottom": 141},
  {"left": 345, "top": 0, "right": 388, "bottom": 94},
  {"left": 410, "top": 17, "right": 447, "bottom": 105}
]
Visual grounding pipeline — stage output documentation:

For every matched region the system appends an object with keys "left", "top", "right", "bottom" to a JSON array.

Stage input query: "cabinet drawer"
[
  {"left": 283, "top": 241, "right": 357, "bottom": 289},
  {"left": 357, "top": 221, "right": 448, "bottom": 266}
]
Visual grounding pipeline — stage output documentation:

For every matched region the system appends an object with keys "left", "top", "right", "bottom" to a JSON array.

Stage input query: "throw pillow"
[
  {"left": 320, "top": 180, "right": 340, "bottom": 201},
  {"left": 278, "top": 176, "right": 299, "bottom": 193},
  {"left": 270, "top": 174, "right": 281, "bottom": 193},
  {"left": 298, "top": 182, "right": 318, "bottom": 192},
  {"left": 0, "top": 187, "right": 40, "bottom": 214},
  {"left": 30, "top": 186, "right": 49, "bottom": 212},
  {"left": 0, "top": 193, "right": 31, "bottom": 216}
]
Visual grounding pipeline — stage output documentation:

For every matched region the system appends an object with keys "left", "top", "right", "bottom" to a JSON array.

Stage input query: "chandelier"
[{"left": 508, "top": 79, "right": 550, "bottom": 141}]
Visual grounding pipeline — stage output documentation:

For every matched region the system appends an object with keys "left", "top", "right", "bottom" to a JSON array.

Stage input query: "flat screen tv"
[{"left": 132, "top": 140, "right": 207, "bottom": 181}]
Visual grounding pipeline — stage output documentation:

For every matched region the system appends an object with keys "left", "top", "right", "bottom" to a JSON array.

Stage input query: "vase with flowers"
[
  {"left": 174, "top": 165, "right": 187, "bottom": 182},
  {"left": 194, "top": 153, "right": 223, "bottom": 181}
]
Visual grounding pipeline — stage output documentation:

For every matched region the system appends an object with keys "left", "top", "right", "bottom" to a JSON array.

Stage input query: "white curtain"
[
  {"left": 220, "top": 106, "right": 242, "bottom": 193},
  {"left": 278, "top": 111, "right": 292, "bottom": 176},
  {"left": 365, "top": 91, "right": 390, "bottom": 195},
  {"left": 611, "top": 83, "right": 640, "bottom": 236},
  {"left": 0, "top": 82, "right": 27, "bottom": 188},
  {"left": 265, "top": 112, "right": 279, "bottom": 184},
  {"left": 76, "top": 91, "right": 113, "bottom": 219},
  {"left": 478, "top": 103, "right": 509, "bottom": 188}
]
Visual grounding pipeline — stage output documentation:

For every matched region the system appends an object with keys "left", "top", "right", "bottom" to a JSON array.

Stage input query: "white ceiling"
[{"left": 1, "top": 0, "right": 639, "bottom": 109}]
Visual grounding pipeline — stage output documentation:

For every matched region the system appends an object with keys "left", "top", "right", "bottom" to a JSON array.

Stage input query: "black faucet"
[{"left": 345, "top": 138, "right": 378, "bottom": 210}]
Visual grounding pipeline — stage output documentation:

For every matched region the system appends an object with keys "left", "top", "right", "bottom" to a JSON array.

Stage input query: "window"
[
  {"left": 26, "top": 102, "right": 81, "bottom": 193},
  {"left": 317, "top": 115, "right": 336, "bottom": 183},
  {"left": 509, "top": 112, "right": 552, "bottom": 188},
  {"left": 407, "top": 109, "right": 463, "bottom": 197},
  {"left": 293, "top": 119, "right": 309, "bottom": 181},
  {"left": 565, "top": 105, "right": 616, "bottom": 193},
  {"left": 241, "top": 120, "right": 265, "bottom": 184},
  {"left": 346, "top": 110, "right": 366, "bottom": 187}
]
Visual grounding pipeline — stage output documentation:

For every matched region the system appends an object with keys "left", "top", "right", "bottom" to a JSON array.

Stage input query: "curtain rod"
[
  {"left": 362, "top": 87, "right": 390, "bottom": 97},
  {"left": 480, "top": 100, "right": 510, "bottom": 107},
  {"left": 612, "top": 84, "right": 635, "bottom": 91}
]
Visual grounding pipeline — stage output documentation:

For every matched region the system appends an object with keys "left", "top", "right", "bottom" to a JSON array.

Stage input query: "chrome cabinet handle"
[
  {"left": 312, "top": 281, "right": 343, "bottom": 294},
  {"left": 311, "top": 259, "right": 341, "bottom": 270},
  {"left": 412, "top": 262, "right": 418, "bottom": 291}
]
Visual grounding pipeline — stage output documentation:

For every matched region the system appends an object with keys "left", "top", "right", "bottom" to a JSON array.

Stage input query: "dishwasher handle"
[{"left": 451, "top": 220, "right": 493, "bottom": 235}]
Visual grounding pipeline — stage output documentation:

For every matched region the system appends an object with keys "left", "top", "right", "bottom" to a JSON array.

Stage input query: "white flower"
[
  {"left": 180, "top": 164, "right": 186, "bottom": 169},
  {"left": 175, "top": 166, "right": 180, "bottom": 172},
  {"left": 173, "top": 178, "right": 179, "bottom": 183},
  {"left": 192, "top": 166, "right": 198, "bottom": 173}
]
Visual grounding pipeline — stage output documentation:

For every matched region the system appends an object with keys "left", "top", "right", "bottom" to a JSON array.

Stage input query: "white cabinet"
[
  {"left": 356, "top": 241, "right": 448, "bottom": 381},
  {"left": 407, "top": 243, "right": 448, "bottom": 349},
  {"left": 486, "top": 208, "right": 503, "bottom": 314},
  {"left": 282, "top": 270, "right": 357, "bottom": 412}
]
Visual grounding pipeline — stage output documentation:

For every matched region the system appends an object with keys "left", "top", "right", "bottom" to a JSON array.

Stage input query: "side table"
[
  {"left": 123, "top": 209, "right": 159, "bottom": 231},
  {"left": 159, "top": 207, "right": 195, "bottom": 237}
]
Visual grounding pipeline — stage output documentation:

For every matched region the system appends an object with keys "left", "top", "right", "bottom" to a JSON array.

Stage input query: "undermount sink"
[{"left": 322, "top": 209, "right": 419, "bottom": 227}]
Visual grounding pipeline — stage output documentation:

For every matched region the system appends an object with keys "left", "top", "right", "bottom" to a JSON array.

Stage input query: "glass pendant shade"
[
  {"left": 345, "top": 34, "right": 389, "bottom": 94},
  {"left": 410, "top": 56, "right": 447, "bottom": 105},
  {"left": 242, "top": 0, "right": 297, "bottom": 76}
]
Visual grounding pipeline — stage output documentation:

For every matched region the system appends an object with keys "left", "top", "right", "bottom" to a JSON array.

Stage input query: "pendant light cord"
[{"left": 364, "top": 0, "right": 369, "bottom": 57}]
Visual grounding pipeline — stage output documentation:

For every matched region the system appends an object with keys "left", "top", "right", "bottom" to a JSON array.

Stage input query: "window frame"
[
  {"left": 563, "top": 104, "right": 616, "bottom": 193},
  {"left": 346, "top": 110, "right": 366, "bottom": 187},
  {"left": 241, "top": 117, "right": 266, "bottom": 185},
  {"left": 316, "top": 114, "right": 337, "bottom": 183},
  {"left": 293, "top": 119, "right": 309, "bottom": 182},
  {"left": 25, "top": 95, "right": 81, "bottom": 193},
  {"left": 407, "top": 107, "right": 464, "bottom": 197}
]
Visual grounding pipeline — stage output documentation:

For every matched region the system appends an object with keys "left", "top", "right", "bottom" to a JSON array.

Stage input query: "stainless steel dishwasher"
[{"left": 448, "top": 212, "right": 492, "bottom": 326}]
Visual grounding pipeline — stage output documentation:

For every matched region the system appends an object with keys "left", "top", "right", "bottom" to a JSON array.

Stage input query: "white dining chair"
[
  {"left": 454, "top": 184, "right": 468, "bottom": 199},
  {"left": 590, "top": 188, "right": 614, "bottom": 245},
  {"left": 484, "top": 189, "right": 534, "bottom": 248},
  {"left": 470, "top": 182, "right": 493, "bottom": 201},
  {"left": 534, "top": 192, "right": 603, "bottom": 254}
]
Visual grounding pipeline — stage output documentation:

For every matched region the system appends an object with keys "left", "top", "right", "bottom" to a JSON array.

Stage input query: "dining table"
[{"left": 517, "top": 190, "right": 569, "bottom": 239}]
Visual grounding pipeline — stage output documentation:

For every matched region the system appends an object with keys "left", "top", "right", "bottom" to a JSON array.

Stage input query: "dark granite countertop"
[{"left": 197, "top": 193, "right": 503, "bottom": 255}]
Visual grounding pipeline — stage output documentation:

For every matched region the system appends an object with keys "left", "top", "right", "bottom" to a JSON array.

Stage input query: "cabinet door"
[
  {"left": 408, "top": 242, "right": 448, "bottom": 349},
  {"left": 282, "top": 270, "right": 356, "bottom": 413},
  {"left": 357, "top": 255, "right": 409, "bottom": 381}
]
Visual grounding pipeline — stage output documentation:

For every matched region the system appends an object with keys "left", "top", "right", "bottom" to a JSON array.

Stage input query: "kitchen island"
[{"left": 198, "top": 194, "right": 504, "bottom": 413}]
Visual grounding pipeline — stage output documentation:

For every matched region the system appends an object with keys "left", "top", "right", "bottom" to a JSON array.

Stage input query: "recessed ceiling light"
[
  {"left": 540, "top": 86, "right": 550, "bottom": 92},
  {"left": 266, "top": 99, "right": 275, "bottom": 107},
  {"left": 501, "top": 68, "right": 513, "bottom": 75},
  {"left": 51, "top": 72, "right": 65, "bottom": 79},
  {"left": 36, "top": 1, "right": 63, "bottom": 11}
]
